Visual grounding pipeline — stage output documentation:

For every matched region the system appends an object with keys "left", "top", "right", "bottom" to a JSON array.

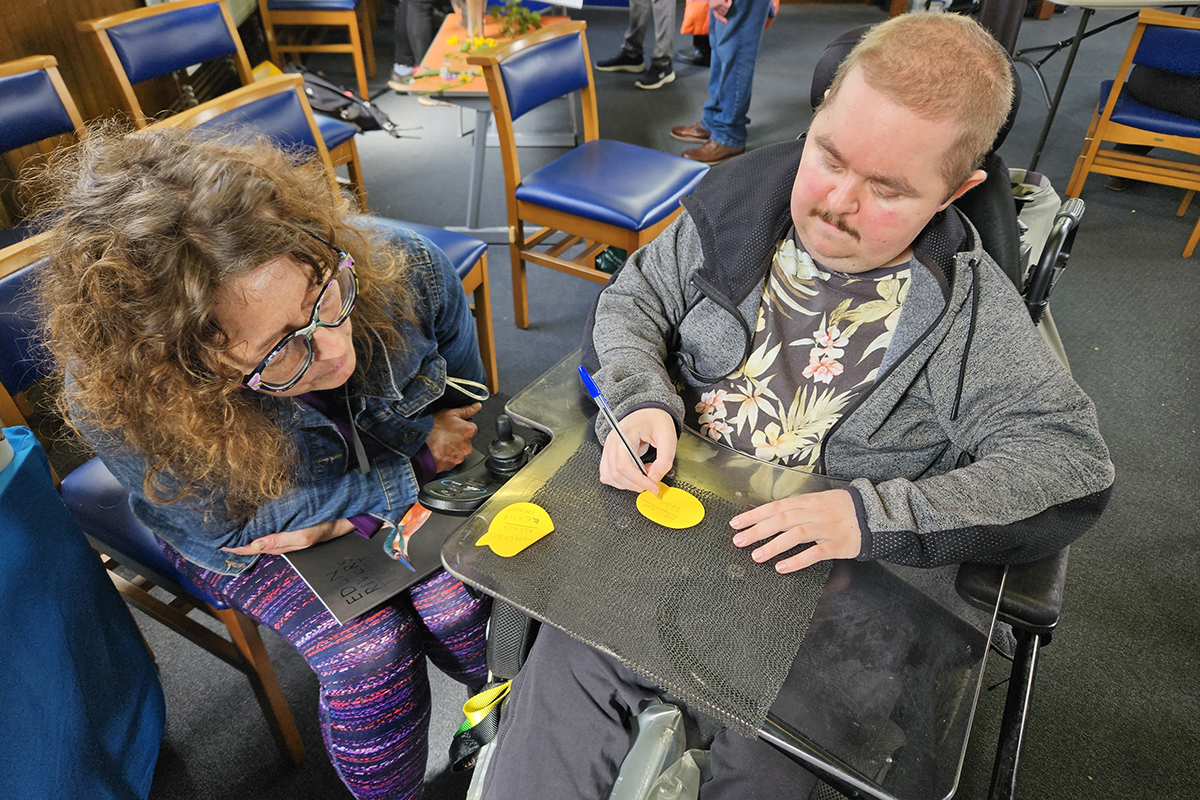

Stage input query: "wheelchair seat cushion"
[{"left": 515, "top": 140, "right": 708, "bottom": 231}]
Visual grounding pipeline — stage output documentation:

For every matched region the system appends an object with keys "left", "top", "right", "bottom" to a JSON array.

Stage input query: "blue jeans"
[{"left": 701, "top": 0, "right": 773, "bottom": 149}]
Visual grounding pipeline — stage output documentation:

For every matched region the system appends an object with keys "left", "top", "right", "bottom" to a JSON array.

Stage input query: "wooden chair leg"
[
  {"left": 1183, "top": 215, "right": 1200, "bottom": 258},
  {"left": 215, "top": 607, "right": 306, "bottom": 764},
  {"left": 511, "top": 224, "right": 530, "bottom": 330},
  {"left": 346, "top": 14, "right": 370, "bottom": 98},
  {"left": 343, "top": 144, "right": 369, "bottom": 212},
  {"left": 472, "top": 253, "right": 499, "bottom": 393},
  {"left": 359, "top": 7, "right": 376, "bottom": 79},
  {"left": 1177, "top": 190, "right": 1195, "bottom": 218},
  {"left": 1065, "top": 111, "right": 1102, "bottom": 197}
]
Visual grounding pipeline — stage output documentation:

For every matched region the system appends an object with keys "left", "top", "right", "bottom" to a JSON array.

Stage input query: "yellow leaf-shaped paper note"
[
  {"left": 476, "top": 502, "right": 554, "bottom": 557},
  {"left": 636, "top": 484, "right": 705, "bottom": 529}
]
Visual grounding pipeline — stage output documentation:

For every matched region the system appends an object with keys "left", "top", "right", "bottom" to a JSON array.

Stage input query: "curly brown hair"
[{"left": 29, "top": 123, "right": 416, "bottom": 518}]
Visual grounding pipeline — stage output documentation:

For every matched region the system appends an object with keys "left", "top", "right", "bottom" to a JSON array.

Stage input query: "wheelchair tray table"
[{"left": 441, "top": 351, "right": 1002, "bottom": 800}]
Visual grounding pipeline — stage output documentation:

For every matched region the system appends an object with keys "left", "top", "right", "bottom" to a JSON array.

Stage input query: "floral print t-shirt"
[{"left": 682, "top": 229, "right": 912, "bottom": 472}]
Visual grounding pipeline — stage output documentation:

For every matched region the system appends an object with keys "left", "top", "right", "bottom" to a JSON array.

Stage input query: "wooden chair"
[
  {"left": 0, "top": 232, "right": 306, "bottom": 765},
  {"left": 76, "top": 0, "right": 369, "bottom": 211},
  {"left": 467, "top": 21, "right": 708, "bottom": 329},
  {"left": 1065, "top": 8, "right": 1200, "bottom": 256},
  {"left": 257, "top": 0, "right": 376, "bottom": 100},
  {"left": 0, "top": 55, "right": 86, "bottom": 249},
  {"left": 152, "top": 74, "right": 499, "bottom": 392}
]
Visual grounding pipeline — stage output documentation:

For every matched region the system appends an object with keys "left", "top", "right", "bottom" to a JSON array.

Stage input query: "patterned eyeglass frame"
[{"left": 241, "top": 234, "right": 358, "bottom": 393}]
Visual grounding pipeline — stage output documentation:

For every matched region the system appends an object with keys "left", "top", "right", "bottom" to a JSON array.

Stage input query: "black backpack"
[{"left": 285, "top": 65, "right": 402, "bottom": 137}]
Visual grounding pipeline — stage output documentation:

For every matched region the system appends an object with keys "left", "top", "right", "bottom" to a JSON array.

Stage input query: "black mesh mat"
[{"left": 475, "top": 441, "right": 831, "bottom": 737}]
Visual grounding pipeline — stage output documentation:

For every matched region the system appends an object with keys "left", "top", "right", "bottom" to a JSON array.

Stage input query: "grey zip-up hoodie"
[{"left": 583, "top": 140, "right": 1113, "bottom": 568}]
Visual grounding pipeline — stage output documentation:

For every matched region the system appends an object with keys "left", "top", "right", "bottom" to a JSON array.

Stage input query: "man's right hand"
[
  {"left": 599, "top": 408, "right": 677, "bottom": 496},
  {"left": 710, "top": 0, "right": 733, "bottom": 24}
]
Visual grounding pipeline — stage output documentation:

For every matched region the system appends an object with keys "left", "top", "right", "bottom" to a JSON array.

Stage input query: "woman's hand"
[
  {"left": 427, "top": 402, "right": 482, "bottom": 473},
  {"left": 221, "top": 518, "right": 357, "bottom": 556},
  {"left": 729, "top": 489, "right": 862, "bottom": 573},
  {"left": 599, "top": 408, "right": 677, "bottom": 496}
]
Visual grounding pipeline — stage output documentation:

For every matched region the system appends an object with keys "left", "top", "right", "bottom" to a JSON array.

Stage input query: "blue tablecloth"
[{"left": 0, "top": 427, "right": 164, "bottom": 799}]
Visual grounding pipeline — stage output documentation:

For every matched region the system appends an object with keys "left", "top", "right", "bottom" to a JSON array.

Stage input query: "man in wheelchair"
[{"left": 479, "top": 13, "right": 1114, "bottom": 799}]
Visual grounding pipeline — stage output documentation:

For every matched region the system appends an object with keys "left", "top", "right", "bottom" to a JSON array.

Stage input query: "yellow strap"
[{"left": 462, "top": 681, "right": 511, "bottom": 727}]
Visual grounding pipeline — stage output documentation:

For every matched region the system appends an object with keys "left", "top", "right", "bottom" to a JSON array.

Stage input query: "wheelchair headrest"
[{"left": 808, "top": 23, "right": 1021, "bottom": 153}]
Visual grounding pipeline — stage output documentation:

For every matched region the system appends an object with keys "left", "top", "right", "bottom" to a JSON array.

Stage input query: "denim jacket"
[{"left": 83, "top": 228, "right": 486, "bottom": 576}]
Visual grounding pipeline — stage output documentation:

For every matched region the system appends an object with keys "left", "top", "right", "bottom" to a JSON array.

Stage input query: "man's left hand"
[
  {"left": 729, "top": 489, "right": 862, "bottom": 573},
  {"left": 710, "top": 0, "right": 732, "bottom": 24}
]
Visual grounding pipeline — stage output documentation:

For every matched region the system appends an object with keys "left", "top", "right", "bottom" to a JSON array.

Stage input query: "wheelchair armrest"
[
  {"left": 955, "top": 546, "right": 1070, "bottom": 640},
  {"left": 1024, "top": 197, "right": 1084, "bottom": 325}
]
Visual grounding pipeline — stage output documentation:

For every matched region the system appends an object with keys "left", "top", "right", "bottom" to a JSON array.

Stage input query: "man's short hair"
[{"left": 822, "top": 13, "right": 1014, "bottom": 197}]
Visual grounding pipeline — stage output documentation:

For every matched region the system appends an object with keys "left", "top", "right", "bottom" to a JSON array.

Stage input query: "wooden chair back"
[
  {"left": 76, "top": 0, "right": 253, "bottom": 128},
  {"left": 469, "top": 20, "right": 598, "bottom": 202},
  {"left": 1065, "top": 8, "right": 1200, "bottom": 255}
]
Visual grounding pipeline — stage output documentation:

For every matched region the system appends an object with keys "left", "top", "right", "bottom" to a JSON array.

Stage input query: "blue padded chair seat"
[
  {"left": 0, "top": 69, "right": 77, "bottom": 153},
  {"left": 315, "top": 114, "right": 358, "bottom": 148},
  {"left": 352, "top": 215, "right": 487, "bottom": 280},
  {"left": 268, "top": 0, "right": 360, "bottom": 9},
  {"left": 514, "top": 139, "right": 707, "bottom": 231},
  {"left": 1100, "top": 80, "right": 1200, "bottom": 140},
  {"left": 61, "top": 457, "right": 230, "bottom": 610}
]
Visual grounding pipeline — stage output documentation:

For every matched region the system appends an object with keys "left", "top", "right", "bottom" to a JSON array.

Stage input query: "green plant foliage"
[{"left": 490, "top": 0, "right": 542, "bottom": 39}]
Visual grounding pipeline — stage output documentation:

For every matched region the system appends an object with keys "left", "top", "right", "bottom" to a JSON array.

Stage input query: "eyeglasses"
[{"left": 242, "top": 242, "right": 358, "bottom": 393}]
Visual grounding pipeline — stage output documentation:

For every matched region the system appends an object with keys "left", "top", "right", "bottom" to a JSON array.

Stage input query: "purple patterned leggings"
[{"left": 165, "top": 543, "right": 490, "bottom": 800}]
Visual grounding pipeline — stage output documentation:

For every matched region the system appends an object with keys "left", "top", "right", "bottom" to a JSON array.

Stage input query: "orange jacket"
[{"left": 681, "top": 0, "right": 781, "bottom": 36}]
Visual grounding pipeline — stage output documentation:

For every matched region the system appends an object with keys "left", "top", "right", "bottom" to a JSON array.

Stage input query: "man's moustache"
[{"left": 810, "top": 208, "right": 861, "bottom": 242}]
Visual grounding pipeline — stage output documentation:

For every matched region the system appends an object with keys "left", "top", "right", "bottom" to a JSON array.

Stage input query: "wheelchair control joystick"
[
  {"left": 418, "top": 413, "right": 544, "bottom": 514},
  {"left": 486, "top": 415, "right": 527, "bottom": 479}
]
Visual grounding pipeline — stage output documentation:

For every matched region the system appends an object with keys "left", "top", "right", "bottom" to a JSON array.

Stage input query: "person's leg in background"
[
  {"left": 596, "top": 0, "right": 651, "bottom": 74},
  {"left": 390, "top": 0, "right": 438, "bottom": 89},
  {"left": 635, "top": 0, "right": 678, "bottom": 90},
  {"left": 686, "top": 0, "right": 772, "bottom": 164}
]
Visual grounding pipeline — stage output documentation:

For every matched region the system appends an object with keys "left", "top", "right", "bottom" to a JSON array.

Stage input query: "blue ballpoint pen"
[{"left": 578, "top": 366, "right": 651, "bottom": 479}]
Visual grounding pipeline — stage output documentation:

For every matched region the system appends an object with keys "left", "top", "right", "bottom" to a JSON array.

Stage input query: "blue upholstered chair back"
[
  {"left": 193, "top": 89, "right": 321, "bottom": 152},
  {"left": 498, "top": 32, "right": 590, "bottom": 121},
  {"left": 1134, "top": 23, "right": 1200, "bottom": 76},
  {"left": 0, "top": 70, "right": 77, "bottom": 153},
  {"left": 0, "top": 256, "right": 47, "bottom": 395},
  {"left": 105, "top": 1, "right": 240, "bottom": 84}
]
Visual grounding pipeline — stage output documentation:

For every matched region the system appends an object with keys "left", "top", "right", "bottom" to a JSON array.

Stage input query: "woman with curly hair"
[{"left": 33, "top": 125, "right": 491, "bottom": 800}]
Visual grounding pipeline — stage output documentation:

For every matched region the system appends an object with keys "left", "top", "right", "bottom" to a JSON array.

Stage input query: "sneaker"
[
  {"left": 670, "top": 123, "right": 710, "bottom": 143},
  {"left": 635, "top": 60, "right": 675, "bottom": 90},
  {"left": 681, "top": 139, "right": 745, "bottom": 165},
  {"left": 596, "top": 49, "right": 644, "bottom": 73},
  {"left": 388, "top": 65, "right": 415, "bottom": 92}
]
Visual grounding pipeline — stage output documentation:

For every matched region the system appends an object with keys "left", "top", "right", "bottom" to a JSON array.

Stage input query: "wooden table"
[{"left": 392, "top": 13, "right": 572, "bottom": 243}]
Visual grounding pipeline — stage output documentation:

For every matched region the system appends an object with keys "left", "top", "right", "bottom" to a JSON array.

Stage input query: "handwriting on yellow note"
[
  {"left": 476, "top": 502, "right": 554, "bottom": 557},
  {"left": 636, "top": 483, "right": 705, "bottom": 529}
]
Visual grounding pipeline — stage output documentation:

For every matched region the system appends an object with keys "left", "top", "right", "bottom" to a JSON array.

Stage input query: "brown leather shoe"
[
  {"left": 681, "top": 140, "right": 745, "bottom": 165},
  {"left": 670, "top": 123, "right": 710, "bottom": 143}
]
